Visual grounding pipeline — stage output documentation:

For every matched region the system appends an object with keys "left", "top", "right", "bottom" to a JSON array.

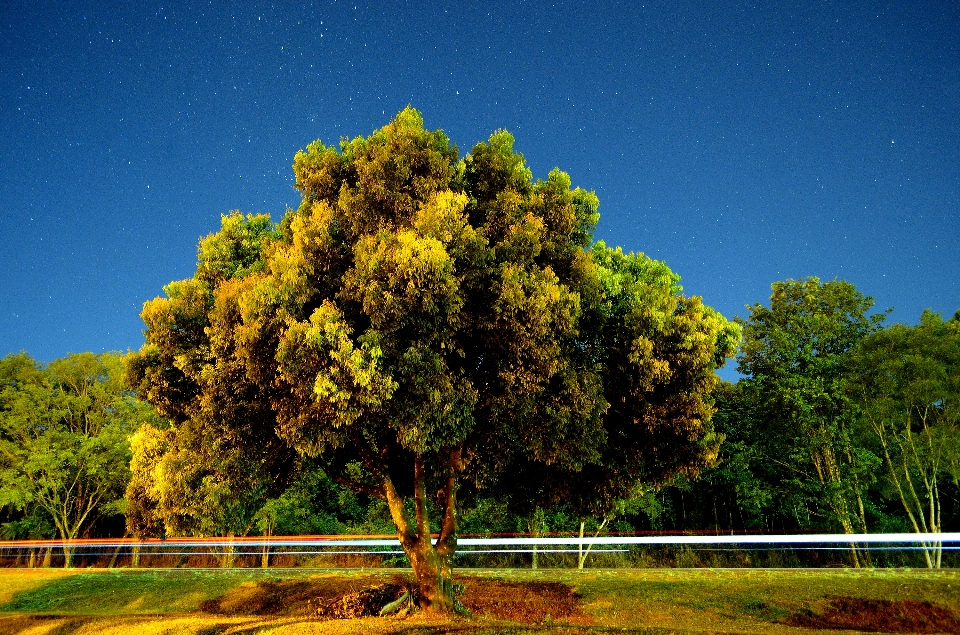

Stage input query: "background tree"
[
  {"left": 253, "top": 459, "right": 376, "bottom": 567},
  {"left": 635, "top": 380, "right": 779, "bottom": 537},
  {"left": 847, "top": 309, "right": 960, "bottom": 568},
  {"left": 734, "top": 278, "right": 886, "bottom": 566},
  {"left": 126, "top": 212, "right": 299, "bottom": 548},
  {"left": 131, "top": 108, "right": 737, "bottom": 611},
  {"left": 0, "top": 352, "right": 146, "bottom": 567}
]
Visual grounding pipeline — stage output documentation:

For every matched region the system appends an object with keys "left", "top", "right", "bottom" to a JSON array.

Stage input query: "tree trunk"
[
  {"left": 107, "top": 544, "right": 122, "bottom": 568},
  {"left": 529, "top": 508, "right": 545, "bottom": 570},
  {"left": 578, "top": 517, "right": 610, "bottom": 569},
  {"left": 814, "top": 443, "right": 864, "bottom": 568},
  {"left": 63, "top": 542, "right": 74, "bottom": 569},
  {"left": 382, "top": 449, "right": 461, "bottom": 614},
  {"left": 221, "top": 533, "right": 236, "bottom": 568},
  {"left": 261, "top": 526, "right": 272, "bottom": 568},
  {"left": 407, "top": 538, "right": 455, "bottom": 613}
]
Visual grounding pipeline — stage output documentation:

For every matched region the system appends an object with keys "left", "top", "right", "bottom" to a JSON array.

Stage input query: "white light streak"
[{"left": 1, "top": 533, "right": 956, "bottom": 550}]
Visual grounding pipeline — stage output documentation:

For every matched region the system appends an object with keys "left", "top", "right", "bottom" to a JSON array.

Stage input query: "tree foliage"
[
  {"left": 734, "top": 277, "right": 886, "bottom": 565},
  {"left": 0, "top": 352, "right": 148, "bottom": 566},
  {"left": 129, "top": 108, "right": 738, "bottom": 609},
  {"left": 847, "top": 310, "right": 960, "bottom": 567},
  {"left": 126, "top": 211, "right": 296, "bottom": 540}
]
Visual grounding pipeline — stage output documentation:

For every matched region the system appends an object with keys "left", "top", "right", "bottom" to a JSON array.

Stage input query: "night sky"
[{"left": 2, "top": 1, "right": 958, "bottom": 381}]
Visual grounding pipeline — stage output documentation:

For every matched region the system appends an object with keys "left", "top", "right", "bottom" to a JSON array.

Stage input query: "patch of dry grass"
[{"left": 0, "top": 567, "right": 957, "bottom": 634}]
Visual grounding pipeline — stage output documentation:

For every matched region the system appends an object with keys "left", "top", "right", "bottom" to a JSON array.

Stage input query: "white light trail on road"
[{"left": 0, "top": 533, "right": 957, "bottom": 550}]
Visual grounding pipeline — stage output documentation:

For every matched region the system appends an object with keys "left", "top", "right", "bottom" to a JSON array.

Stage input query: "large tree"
[
  {"left": 0, "top": 352, "right": 147, "bottom": 567},
  {"left": 130, "top": 108, "right": 737, "bottom": 611},
  {"left": 735, "top": 277, "right": 886, "bottom": 566}
]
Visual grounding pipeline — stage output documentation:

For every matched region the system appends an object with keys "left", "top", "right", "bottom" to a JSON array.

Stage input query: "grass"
[{"left": 0, "top": 567, "right": 957, "bottom": 634}]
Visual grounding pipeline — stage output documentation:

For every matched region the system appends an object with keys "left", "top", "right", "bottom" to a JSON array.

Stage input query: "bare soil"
[
  {"left": 782, "top": 596, "right": 960, "bottom": 634},
  {"left": 198, "top": 575, "right": 584, "bottom": 623}
]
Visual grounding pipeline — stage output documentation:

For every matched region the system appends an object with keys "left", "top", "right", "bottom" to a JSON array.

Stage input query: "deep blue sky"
[{"left": 2, "top": 1, "right": 958, "bottom": 379}]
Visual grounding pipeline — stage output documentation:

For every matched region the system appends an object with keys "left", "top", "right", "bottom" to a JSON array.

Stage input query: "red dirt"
[
  {"left": 782, "top": 596, "right": 960, "bottom": 634},
  {"left": 459, "top": 579, "right": 583, "bottom": 623},
  {"left": 199, "top": 575, "right": 584, "bottom": 623}
]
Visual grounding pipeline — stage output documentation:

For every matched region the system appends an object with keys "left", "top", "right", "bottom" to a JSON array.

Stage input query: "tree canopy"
[
  {"left": 847, "top": 310, "right": 960, "bottom": 567},
  {"left": 733, "top": 277, "right": 886, "bottom": 566},
  {"left": 128, "top": 107, "right": 738, "bottom": 610},
  {"left": 0, "top": 352, "right": 149, "bottom": 566}
]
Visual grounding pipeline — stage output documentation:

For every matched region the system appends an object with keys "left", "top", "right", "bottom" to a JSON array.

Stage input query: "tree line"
[{"left": 1, "top": 109, "right": 957, "bottom": 608}]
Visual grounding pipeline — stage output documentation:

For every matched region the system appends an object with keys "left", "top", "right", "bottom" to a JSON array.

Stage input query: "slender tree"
[
  {"left": 847, "top": 310, "right": 960, "bottom": 567},
  {"left": 0, "top": 352, "right": 145, "bottom": 567}
]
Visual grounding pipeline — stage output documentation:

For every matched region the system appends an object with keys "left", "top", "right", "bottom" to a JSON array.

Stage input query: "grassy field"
[{"left": 0, "top": 567, "right": 957, "bottom": 634}]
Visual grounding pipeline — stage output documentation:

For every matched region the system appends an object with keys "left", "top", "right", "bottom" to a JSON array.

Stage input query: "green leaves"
[
  {"left": 0, "top": 352, "right": 143, "bottom": 546},
  {"left": 731, "top": 278, "right": 885, "bottom": 544},
  {"left": 846, "top": 310, "right": 960, "bottom": 559},
  {"left": 132, "top": 107, "right": 738, "bottom": 557}
]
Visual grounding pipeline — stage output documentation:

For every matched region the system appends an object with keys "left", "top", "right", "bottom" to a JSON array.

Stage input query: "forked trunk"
[
  {"left": 382, "top": 448, "right": 461, "bottom": 614},
  {"left": 407, "top": 537, "right": 456, "bottom": 613},
  {"left": 578, "top": 517, "right": 610, "bottom": 569}
]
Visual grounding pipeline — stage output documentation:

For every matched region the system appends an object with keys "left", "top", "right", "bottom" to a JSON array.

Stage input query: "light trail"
[
  {"left": 0, "top": 548, "right": 636, "bottom": 557},
  {"left": 0, "top": 533, "right": 957, "bottom": 550}
]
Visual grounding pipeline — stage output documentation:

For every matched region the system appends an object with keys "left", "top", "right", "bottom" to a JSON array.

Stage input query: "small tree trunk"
[
  {"left": 578, "top": 517, "right": 610, "bottom": 569},
  {"left": 42, "top": 546, "right": 52, "bottom": 567},
  {"left": 131, "top": 544, "right": 141, "bottom": 568},
  {"left": 221, "top": 533, "right": 236, "bottom": 568},
  {"left": 261, "top": 523, "right": 272, "bottom": 568},
  {"left": 107, "top": 544, "right": 122, "bottom": 568},
  {"left": 528, "top": 508, "right": 545, "bottom": 570},
  {"left": 578, "top": 522, "right": 585, "bottom": 569},
  {"left": 63, "top": 543, "right": 74, "bottom": 569}
]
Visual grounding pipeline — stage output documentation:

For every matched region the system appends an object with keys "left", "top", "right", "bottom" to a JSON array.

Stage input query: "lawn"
[{"left": 0, "top": 567, "right": 957, "bottom": 634}]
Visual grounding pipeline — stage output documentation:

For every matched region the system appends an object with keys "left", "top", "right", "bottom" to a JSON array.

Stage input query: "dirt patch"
[
  {"left": 782, "top": 596, "right": 960, "bottom": 634},
  {"left": 313, "top": 581, "right": 409, "bottom": 619},
  {"left": 199, "top": 576, "right": 388, "bottom": 616},
  {"left": 460, "top": 579, "right": 583, "bottom": 623},
  {"left": 0, "top": 615, "right": 67, "bottom": 635},
  {"left": 200, "top": 576, "right": 584, "bottom": 623}
]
